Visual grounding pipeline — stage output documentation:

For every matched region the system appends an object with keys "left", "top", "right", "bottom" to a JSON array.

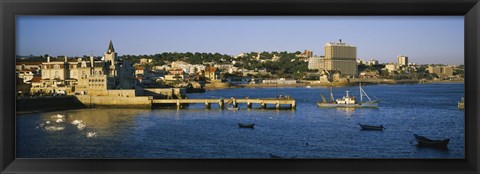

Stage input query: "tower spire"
[{"left": 107, "top": 40, "right": 115, "bottom": 53}]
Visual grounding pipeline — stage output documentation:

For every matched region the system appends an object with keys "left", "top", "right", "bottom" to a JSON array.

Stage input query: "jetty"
[{"left": 152, "top": 97, "right": 296, "bottom": 110}]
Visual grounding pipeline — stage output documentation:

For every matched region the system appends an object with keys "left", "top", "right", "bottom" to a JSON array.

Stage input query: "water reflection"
[
  {"left": 38, "top": 108, "right": 150, "bottom": 137},
  {"left": 336, "top": 108, "right": 356, "bottom": 117}
]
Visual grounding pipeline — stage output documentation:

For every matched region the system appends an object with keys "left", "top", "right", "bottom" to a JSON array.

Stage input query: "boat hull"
[
  {"left": 238, "top": 123, "right": 255, "bottom": 128},
  {"left": 317, "top": 100, "right": 379, "bottom": 108},
  {"left": 413, "top": 134, "right": 449, "bottom": 149},
  {"left": 358, "top": 123, "right": 384, "bottom": 130}
]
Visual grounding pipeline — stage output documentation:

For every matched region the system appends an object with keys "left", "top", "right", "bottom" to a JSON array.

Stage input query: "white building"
[
  {"left": 397, "top": 55, "right": 408, "bottom": 66},
  {"left": 308, "top": 57, "right": 324, "bottom": 70},
  {"left": 367, "top": 59, "right": 379, "bottom": 65}
]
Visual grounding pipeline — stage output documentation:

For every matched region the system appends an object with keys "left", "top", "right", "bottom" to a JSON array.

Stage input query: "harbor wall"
[
  {"left": 84, "top": 89, "right": 138, "bottom": 97},
  {"left": 16, "top": 96, "right": 86, "bottom": 114},
  {"left": 139, "top": 88, "right": 186, "bottom": 99},
  {"left": 74, "top": 95, "right": 152, "bottom": 108},
  {"left": 205, "top": 82, "right": 230, "bottom": 89}
]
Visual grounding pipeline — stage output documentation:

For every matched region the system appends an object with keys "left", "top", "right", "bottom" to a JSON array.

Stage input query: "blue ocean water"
[{"left": 16, "top": 83, "right": 464, "bottom": 158}]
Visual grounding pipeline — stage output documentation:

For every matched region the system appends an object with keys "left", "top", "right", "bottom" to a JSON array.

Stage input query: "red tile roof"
[{"left": 205, "top": 67, "right": 218, "bottom": 73}]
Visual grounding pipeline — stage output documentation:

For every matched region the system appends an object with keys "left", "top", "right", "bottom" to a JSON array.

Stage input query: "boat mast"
[
  {"left": 330, "top": 87, "right": 334, "bottom": 102},
  {"left": 359, "top": 84, "right": 372, "bottom": 101},
  {"left": 360, "top": 83, "right": 363, "bottom": 102}
]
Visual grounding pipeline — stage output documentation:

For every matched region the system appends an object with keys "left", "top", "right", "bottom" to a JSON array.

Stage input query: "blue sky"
[{"left": 16, "top": 16, "right": 464, "bottom": 65}]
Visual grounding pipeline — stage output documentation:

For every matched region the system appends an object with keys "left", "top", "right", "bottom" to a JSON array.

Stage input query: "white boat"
[
  {"left": 317, "top": 83, "right": 379, "bottom": 108},
  {"left": 306, "top": 86, "right": 311, "bottom": 88},
  {"left": 227, "top": 107, "right": 239, "bottom": 111}
]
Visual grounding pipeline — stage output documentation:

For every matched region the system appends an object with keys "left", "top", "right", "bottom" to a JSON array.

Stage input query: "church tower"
[
  {"left": 104, "top": 40, "right": 118, "bottom": 76},
  {"left": 104, "top": 40, "right": 117, "bottom": 64}
]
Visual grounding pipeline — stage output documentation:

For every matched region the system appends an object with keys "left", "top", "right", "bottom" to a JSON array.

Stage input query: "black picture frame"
[{"left": 1, "top": 0, "right": 479, "bottom": 173}]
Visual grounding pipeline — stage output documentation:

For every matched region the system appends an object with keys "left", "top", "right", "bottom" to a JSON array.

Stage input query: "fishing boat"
[
  {"left": 358, "top": 123, "right": 384, "bottom": 130},
  {"left": 458, "top": 97, "right": 464, "bottom": 109},
  {"left": 413, "top": 134, "right": 450, "bottom": 149},
  {"left": 238, "top": 123, "right": 255, "bottom": 128},
  {"left": 317, "top": 83, "right": 379, "bottom": 108}
]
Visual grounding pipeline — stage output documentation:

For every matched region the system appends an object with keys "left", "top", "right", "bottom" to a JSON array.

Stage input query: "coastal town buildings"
[
  {"left": 397, "top": 55, "right": 408, "bottom": 66},
  {"left": 296, "top": 50, "right": 313, "bottom": 58},
  {"left": 205, "top": 67, "right": 221, "bottom": 81},
  {"left": 427, "top": 65, "right": 454, "bottom": 78},
  {"left": 307, "top": 56, "right": 324, "bottom": 70},
  {"left": 30, "top": 40, "right": 136, "bottom": 95},
  {"left": 367, "top": 59, "right": 379, "bottom": 66}
]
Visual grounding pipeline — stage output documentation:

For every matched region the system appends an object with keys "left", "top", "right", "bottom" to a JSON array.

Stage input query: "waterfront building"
[
  {"left": 397, "top": 55, "right": 408, "bottom": 66},
  {"left": 308, "top": 56, "right": 324, "bottom": 70},
  {"left": 33, "top": 40, "right": 135, "bottom": 95},
  {"left": 323, "top": 40, "right": 357, "bottom": 76},
  {"left": 359, "top": 70, "right": 380, "bottom": 79},
  {"left": 384, "top": 63, "right": 399, "bottom": 73},
  {"left": 427, "top": 65, "right": 454, "bottom": 78},
  {"left": 205, "top": 67, "right": 221, "bottom": 81},
  {"left": 226, "top": 77, "right": 252, "bottom": 85}
]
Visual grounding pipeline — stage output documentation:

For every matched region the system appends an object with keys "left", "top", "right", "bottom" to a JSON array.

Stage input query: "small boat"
[
  {"left": 227, "top": 107, "right": 239, "bottom": 111},
  {"left": 413, "top": 134, "right": 450, "bottom": 149},
  {"left": 317, "top": 83, "right": 379, "bottom": 108},
  {"left": 238, "top": 123, "right": 255, "bottom": 128},
  {"left": 306, "top": 86, "right": 311, "bottom": 88},
  {"left": 358, "top": 123, "right": 384, "bottom": 130},
  {"left": 458, "top": 97, "right": 464, "bottom": 109}
]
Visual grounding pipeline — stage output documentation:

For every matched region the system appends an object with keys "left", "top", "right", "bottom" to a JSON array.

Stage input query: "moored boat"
[
  {"left": 238, "top": 123, "right": 255, "bottom": 128},
  {"left": 317, "top": 83, "right": 379, "bottom": 108},
  {"left": 227, "top": 107, "right": 239, "bottom": 111},
  {"left": 413, "top": 134, "right": 450, "bottom": 149},
  {"left": 458, "top": 97, "right": 464, "bottom": 109},
  {"left": 358, "top": 123, "right": 384, "bottom": 130}
]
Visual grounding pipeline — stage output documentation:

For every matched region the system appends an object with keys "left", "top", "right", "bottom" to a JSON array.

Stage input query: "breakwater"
[{"left": 16, "top": 96, "right": 86, "bottom": 114}]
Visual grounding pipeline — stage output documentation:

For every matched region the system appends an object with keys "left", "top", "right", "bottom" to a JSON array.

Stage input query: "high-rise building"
[
  {"left": 397, "top": 55, "right": 408, "bottom": 66},
  {"left": 323, "top": 40, "right": 357, "bottom": 75}
]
